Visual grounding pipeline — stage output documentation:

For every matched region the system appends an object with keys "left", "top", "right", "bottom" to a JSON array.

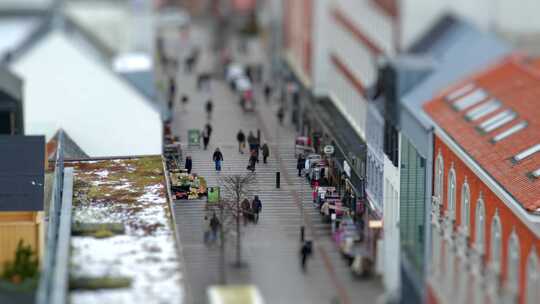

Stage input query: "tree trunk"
[
  {"left": 219, "top": 202, "right": 226, "bottom": 284},
  {"left": 235, "top": 197, "right": 242, "bottom": 267}
]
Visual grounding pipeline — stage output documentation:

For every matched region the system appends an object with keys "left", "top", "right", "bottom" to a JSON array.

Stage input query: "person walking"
[
  {"left": 297, "top": 153, "right": 306, "bottom": 177},
  {"left": 263, "top": 83, "right": 272, "bottom": 103},
  {"left": 181, "top": 94, "right": 189, "bottom": 111},
  {"left": 205, "top": 99, "right": 213, "bottom": 119},
  {"left": 213, "top": 148, "right": 223, "bottom": 171},
  {"left": 202, "top": 127, "right": 210, "bottom": 150},
  {"left": 236, "top": 130, "right": 246, "bottom": 154},
  {"left": 184, "top": 155, "right": 193, "bottom": 174},
  {"left": 277, "top": 106, "right": 284, "bottom": 125},
  {"left": 300, "top": 241, "right": 312, "bottom": 271},
  {"left": 205, "top": 123, "right": 213, "bottom": 138},
  {"left": 209, "top": 213, "right": 220, "bottom": 242},
  {"left": 261, "top": 142, "right": 270, "bottom": 164},
  {"left": 241, "top": 198, "right": 252, "bottom": 225},
  {"left": 168, "top": 77, "right": 176, "bottom": 110},
  {"left": 248, "top": 151, "right": 257, "bottom": 172},
  {"left": 251, "top": 195, "right": 262, "bottom": 223},
  {"left": 247, "top": 131, "right": 257, "bottom": 153}
]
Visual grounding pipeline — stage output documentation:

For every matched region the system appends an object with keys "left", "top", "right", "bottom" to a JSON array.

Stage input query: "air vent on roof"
[
  {"left": 491, "top": 121, "right": 528, "bottom": 143},
  {"left": 465, "top": 100, "right": 501, "bottom": 121},
  {"left": 452, "top": 89, "right": 488, "bottom": 111},
  {"left": 513, "top": 143, "right": 540, "bottom": 163},
  {"left": 477, "top": 110, "right": 517, "bottom": 133},
  {"left": 445, "top": 84, "right": 475, "bottom": 101},
  {"left": 531, "top": 167, "right": 540, "bottom": 179}
]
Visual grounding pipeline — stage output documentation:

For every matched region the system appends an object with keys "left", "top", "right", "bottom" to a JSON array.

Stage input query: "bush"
[{"left": 1, "top": 240, "right": 39, "bottom": 285}]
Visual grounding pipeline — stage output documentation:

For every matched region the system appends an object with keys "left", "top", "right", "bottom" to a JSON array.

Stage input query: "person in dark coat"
[
  {"left": 184, "top": 155, "right": 193, "bottom": 174},
  {"left": 241, "top": 198, "right": 252, "bottom": 224},
  {"left": 205, "top": 99, "right": 213, "bottom": 119},
  {"left": 205, "top": 123, "right": 213, "bottom": 137},
  {"left": 251, "top": 195, "right": 262, "bottom": 223},
  {"left": 300, "top": 240, "right": 312, "bottom": 271},
  {"left": 248, "top": 150, "right": 257, "bottom": 172},
  {"left": 297, "top": 154, "right": 306, "bottom": 177},
  {"left": 209, "top": 213, "right": 220, "bottom": 241},
  {"left": 277, "top": 106, "right": 284, "bottom": 125},
  {"left": 168, "top": 77, "right": 176, "bottom": 110},
  {"left": 202, "top": 128, "right": 210, "bottom": 150},
  {"left": 261, "top": 142, "right": 270, "bottom": 164},
  {"left": 213, "top": 148, "right": 223, "bottom": 171},
  {"left": 237, "top": 130, "right": 246, "bottom": 153},
  {"left": 247, "top": 131, "right": 257, "bottom": 152},
  {"left": 263, "top": 84, "right": 272, "bottom": 102},
  {"left": 181, "top": 94, "right": 189, "bottom": 111}
]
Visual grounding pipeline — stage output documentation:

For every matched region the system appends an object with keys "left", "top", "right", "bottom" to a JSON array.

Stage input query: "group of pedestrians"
[
  {"left": 236, "top": 130, "right": 271, "bottom": 172},
  {"left": 241, "top": 195, "right": 263, "bottom": 224}
]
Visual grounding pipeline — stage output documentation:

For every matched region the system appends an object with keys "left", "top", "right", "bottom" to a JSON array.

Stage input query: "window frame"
[
  {"left": 506, "top": 230, "right": 520, "bottom": 293},
  {"left": 447, "top": 166, "right": 457, "bottom": 219},
  {"left": 435, "top": 151, "right": 444, "bottom": 204},
  {"left": 475, "top": 196, "right": 486, "bottom": 254},
  {"left": 490, "top": 211, "right": 502, "bottom": 273},
  {"left": 461, "top": 180, "right": 471, "bottom": 234}
]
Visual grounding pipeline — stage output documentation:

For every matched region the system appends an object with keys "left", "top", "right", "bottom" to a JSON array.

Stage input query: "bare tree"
[{"left": 217, "top": 173, "right": 256, "bottom": 268}]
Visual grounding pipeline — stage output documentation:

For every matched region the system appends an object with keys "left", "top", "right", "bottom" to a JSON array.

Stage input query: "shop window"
[
  {"left": 490, "top": 211, "right": 502, "bottom": 273},
  {"left": 526, "top": 249, "right": 539, "bottom": 304},
  {"left": 506, "top": 231, "right": 520, "bottom": 294},
  {"left": 475, "top": 196, "right": 485, "bottom": 254},
  {"left": 447, "top": 165, "right": 457, "bottom": 220},
  {"left": 461, "top": 181, "right": 470, "bottom": 234}
]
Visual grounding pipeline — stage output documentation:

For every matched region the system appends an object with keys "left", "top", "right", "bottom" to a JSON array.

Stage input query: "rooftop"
[{"left": 424, "top": 55, "right": 540, "bottom": 213}]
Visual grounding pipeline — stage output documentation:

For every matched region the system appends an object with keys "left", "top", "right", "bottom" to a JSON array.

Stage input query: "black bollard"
[
  {"left": 300, "top": 226, "right": 305, "bottom": 242},
  {"left": 276, "top": 172, "right": 280, "bottom": 188}
]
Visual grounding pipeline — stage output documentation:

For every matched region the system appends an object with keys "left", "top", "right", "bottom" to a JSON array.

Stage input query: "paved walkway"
[{"left": 166, "top": 20, "right": 384, "bottom": 304}]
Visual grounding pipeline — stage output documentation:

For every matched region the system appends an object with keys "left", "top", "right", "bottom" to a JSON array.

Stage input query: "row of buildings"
[{"left": 272, "top": 0, "right": 540, "bottom": 303}]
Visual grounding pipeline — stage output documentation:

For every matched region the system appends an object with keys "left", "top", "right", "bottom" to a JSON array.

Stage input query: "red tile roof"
[{"left": 424, "top": 55, "right": 540, "bottom": 212}]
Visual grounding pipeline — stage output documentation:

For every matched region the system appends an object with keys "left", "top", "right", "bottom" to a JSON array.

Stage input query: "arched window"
[
  {"left": 475, "top": 196, "right": 485, "bottom": 254},
  {"left": 435, "top": 152, "right": 444, "bottom": 204},
  {"left": 490, "top": 211, "right": 502, "bottom": 273},
  {"left": 447, "top": 166, "right": 457, "bottom": 219},
  {"left": 461, "top": 181, "right": 471, "bottom": 234},
  {"left": 506, "top": 231, "right": 520, "bottom": 293},
  {"left": 526, "top": 249, "right": 539, "bottom": 304}
]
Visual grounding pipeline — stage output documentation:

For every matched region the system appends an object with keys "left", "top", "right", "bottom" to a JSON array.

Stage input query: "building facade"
[{"left": 424, "top": 56, "right": 540, "bottom": 304}]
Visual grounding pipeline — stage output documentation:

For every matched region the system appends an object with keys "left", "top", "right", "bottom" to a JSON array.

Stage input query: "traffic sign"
[{"left": 323, "top": 145, "right": 334, "bottom": 155}]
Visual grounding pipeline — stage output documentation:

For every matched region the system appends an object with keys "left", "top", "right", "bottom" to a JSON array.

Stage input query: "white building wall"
[
  {"left": 12, "top": 31, "right": 163, "bottom": 157},
  {"left": 383, "top": 153, "right": 401, "bottom": 299}
]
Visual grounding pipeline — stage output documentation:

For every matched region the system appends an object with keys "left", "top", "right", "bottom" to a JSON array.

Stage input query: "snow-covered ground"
[{"left": 68, "top": 157, "right": 184, "bottom": 304}]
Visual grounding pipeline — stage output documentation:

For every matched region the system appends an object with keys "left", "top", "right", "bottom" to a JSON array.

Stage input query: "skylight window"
[
  {"left": 452, "top": 89, "right": 488, "bottom": 111},
  {"left": 491, "top": 121, "right": 528, "bottom": 143},
  {"left": 477, "top": 110, "right": 517, "bottom": 133},
  {"left": 465, "top": 100, "right": 501, "bottom": 121},
  {"left": 513, "top": 143, "right": 540, "bottom": 163},
  {"left": 532, "top": 167, "right": 540, "bottom": 178},
  {"left": 445, "top": 83, "right": 475, "bottom": 101}
]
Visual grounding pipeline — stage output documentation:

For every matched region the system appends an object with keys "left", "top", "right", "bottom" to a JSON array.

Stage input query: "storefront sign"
[
  {"left": 323, "top": 145, "right": 334, "bottom": 155},
  {"left": 369, "top": 220, "right": 383, "bottom": 228},
  {"left": 343, "top": 160, "right": 351, "bottom": 177},
  {"left": 207, "top": 187, "right": 220, "bottom": 204},
  {"left": 188, "top": 129, "right": 200, "bottom": 146}
]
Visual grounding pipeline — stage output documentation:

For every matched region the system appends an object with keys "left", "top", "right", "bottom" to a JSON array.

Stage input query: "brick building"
[{"left": 424, "top": 56, "right": 540, "bottom": 304}]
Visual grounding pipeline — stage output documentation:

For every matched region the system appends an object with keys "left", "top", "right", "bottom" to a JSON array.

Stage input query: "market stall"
[{"left": 169, "top": 170, "right": 207, "bottom": 199}]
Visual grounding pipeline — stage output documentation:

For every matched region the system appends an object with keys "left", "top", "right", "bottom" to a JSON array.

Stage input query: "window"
[
  {"left": 477, "top": 110, "right": 517, "bottom": 133},
  {"left": 526, "top": 249, "right": 539, "bottom": 304},
  {"left": 435, "top": 152, "right": 444, "bottom": 204},
  {"left": 445, "top": 83, "right": 475, "bottom": 101},
  {"left": 447, "top": 166, "right": 457, "bottom": 219},
  {"left": 491, "top": 121, "right": 527, "bottom": 143},
  {"left": 465, "top": 99, "right": 501, "bottom": 121},
  {"left": 452, "top": 89, "right": 488, "bottom": 111},
  {"left": 490, "top": 211, "right": 502, "bottom": 273},
  {"left": 513, "top": 143, "right": 540, "bottom": 163},
  {"left": 461, "top": 181, "right": 471, "bottom": 234},
  {"left": 475, "top": 196, "right": 485, "bottom": 253},
  {"left": 506, "top": 231, "right": 520, "bottom": 293}
]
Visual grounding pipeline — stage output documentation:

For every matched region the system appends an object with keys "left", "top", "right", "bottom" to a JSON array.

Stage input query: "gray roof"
[
  {"left": 0, "top": 66, "right": 22, "bottom": 100},
  {"left": 402, "top": 15, "right": 511, "bottom": 128},
  {"left": 398, "top": 14, "right": 511, "bottom": 156}
]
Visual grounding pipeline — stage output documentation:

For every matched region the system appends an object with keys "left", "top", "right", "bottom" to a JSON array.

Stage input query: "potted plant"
[{"left": 0, "top": 240, "right": 39, "bottom": 304}]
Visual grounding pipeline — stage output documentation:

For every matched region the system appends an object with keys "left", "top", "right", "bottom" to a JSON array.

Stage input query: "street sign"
[
  {"left": 188, "top": 129, "right": 200, "bottom": 146},
  {"left": 207, "top": 187, "right": 220, "bottom": 204},
  {"left": 323, "top": 145, "right": 334, "bottom": 155}
]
